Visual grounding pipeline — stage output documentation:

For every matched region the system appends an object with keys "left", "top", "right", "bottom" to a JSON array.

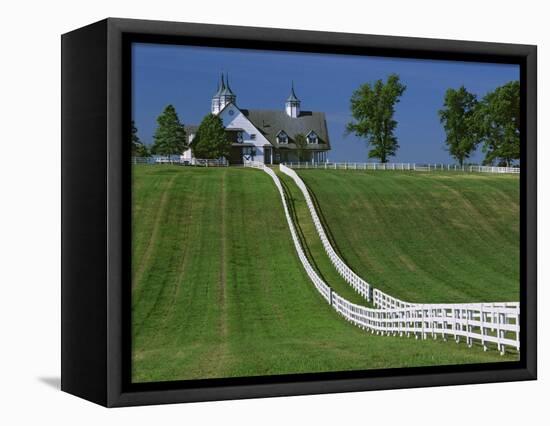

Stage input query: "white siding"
[
  {"left": 219, "top": 104, "right": 271, "bottom": 164},
  {"left": 181, "top": 132, "right": 196, "bottom": 160}
]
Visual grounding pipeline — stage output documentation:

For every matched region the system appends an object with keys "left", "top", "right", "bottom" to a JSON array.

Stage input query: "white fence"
[
  {"left": 284, "top": 162, "right": 520, "bottom": 174},
  {"left": 131, "top": 157, "right": 228, "bottom": 167},
  {"left": 280, "top": 164, "right": 373, "bottom": 301},
  {"left": 332, "top": 296, "right": 519, "bottom": 352},
  {"left": 267, "top": 163, "right": 519, "bottom": 353}
]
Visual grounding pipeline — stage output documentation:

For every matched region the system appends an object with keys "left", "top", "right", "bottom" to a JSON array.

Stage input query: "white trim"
[
  {"left": 276, "top": 130, "right": 289, "bottom": 144},
  {"left": 306, "top": 130, "right": 319, "bottom": 144}
]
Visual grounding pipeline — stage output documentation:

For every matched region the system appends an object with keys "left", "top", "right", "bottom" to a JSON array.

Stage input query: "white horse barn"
[{"left": 182, "top": 74, "right": 331, "bottom": 165}]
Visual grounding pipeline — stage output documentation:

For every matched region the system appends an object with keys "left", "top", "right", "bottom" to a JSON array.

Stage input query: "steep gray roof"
[
  {"left": 242, "top": 109, "right": 330, "bottom": 150},
  {"left": 286, "top": 83, "right": 300, "bottom": 102},
  {"left": 221, "top": 74, "right": 235, "bottom": 96},
  {"left": 213, "top": 74, "right": 224, "bottom": 97}
]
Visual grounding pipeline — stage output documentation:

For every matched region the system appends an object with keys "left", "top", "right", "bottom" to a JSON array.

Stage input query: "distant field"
[
  {"left": 297, "top": 170, "right": 519, "bottom": 303},
  {"left": 132, "top": 166, "right": 517, "bottom": 383}
]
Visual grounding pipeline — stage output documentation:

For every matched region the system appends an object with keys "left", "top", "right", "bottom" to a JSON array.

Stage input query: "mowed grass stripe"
[
  {"left": 132, "top": 166, "right": 517, "bottom": 383},
  {"left": 298, "top": 170, "right": 519, "bottom": 303},
  {"left": 133, "top": 168, "right": 225, "bottom": 380}
]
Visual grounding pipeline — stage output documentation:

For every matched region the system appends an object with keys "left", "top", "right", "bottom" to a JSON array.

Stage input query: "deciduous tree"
[
  {"left": 346, "top": 74, "right": 406, "bottom": 163},
  {"left": 475, "top": 81, "right": 520, "bottom": 166},
  {"left": 293, "top": 133, "right": 308, "bottom": 162},
  {"left": 438, "top": 86, "right": 479, "bottom": 166},
  {"left": 192, "top": 113, "right": 231, "bottom": 159}
]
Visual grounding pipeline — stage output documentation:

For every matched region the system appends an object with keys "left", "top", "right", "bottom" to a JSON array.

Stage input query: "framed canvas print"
[{"left": 61, "top": 18, "right": 537, "bottom": 407}]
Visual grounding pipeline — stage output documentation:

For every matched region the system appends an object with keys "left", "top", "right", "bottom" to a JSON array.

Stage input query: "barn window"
[
  {"left": 307, "top": 131, "right": 318, "bottom": 144},
  {"left": 277, "top": 131, "right": 288, "bottom": 144}
]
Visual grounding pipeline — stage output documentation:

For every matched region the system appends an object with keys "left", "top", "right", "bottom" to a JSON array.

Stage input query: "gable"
[{"left": 218, "top": 104, "right": 270, "bottom": 146}]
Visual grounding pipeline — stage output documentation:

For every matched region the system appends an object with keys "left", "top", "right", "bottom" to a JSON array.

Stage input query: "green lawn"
[
  {"left": 297, "top": 170, "right": 519, "bottom": 303},
  {"left": 132, "top": 165, "right": 518, "bottom": 383}
]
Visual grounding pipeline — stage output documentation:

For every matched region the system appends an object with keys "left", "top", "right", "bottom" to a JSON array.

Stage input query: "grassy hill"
[
  {"left": 132, "top": 166, "right": 517, "bottom": 383},
  {"left": 297, "top": 170, "right": 519, "bottom": 304}
]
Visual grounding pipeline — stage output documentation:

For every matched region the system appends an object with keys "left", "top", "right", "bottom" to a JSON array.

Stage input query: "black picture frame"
[{"left": 61, "top": 17, "right": 537, "bottom": 407}]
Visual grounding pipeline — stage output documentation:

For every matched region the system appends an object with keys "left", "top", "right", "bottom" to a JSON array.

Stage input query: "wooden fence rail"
[{"left": 244, "top": 162, "right": 519, "bottom": 353}]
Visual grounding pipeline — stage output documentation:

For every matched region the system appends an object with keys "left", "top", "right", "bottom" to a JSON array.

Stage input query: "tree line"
[
  {"left": 131, "top": 105, "right": 232, "bottom": 159},
  {"left": 439, "top": 81, "right": 519, "bottom": 167},
  {"left": 346, "top": 76, "right": 520, "bottom": 166},
  {"left": 133, "top": 78, "right": 519, "bottom": 166}
]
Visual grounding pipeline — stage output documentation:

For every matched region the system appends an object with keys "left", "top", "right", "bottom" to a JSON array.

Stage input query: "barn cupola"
[
  {"left": 218, "top": 73, "right": 237, "bottom": 111},
  {"left": 285, "top": 82, "right": 301, "bottom": 118},
  {"left": 211, "top": 74, "right": 224, "bottom": 114}
]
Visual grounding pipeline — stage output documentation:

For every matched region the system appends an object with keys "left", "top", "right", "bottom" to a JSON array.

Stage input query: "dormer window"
[
  {"left": 277, "top": 130, "right": 288, "bottom": 144},
  {"left": 307, "top": 131, "right": 318, "bottom": 144}
]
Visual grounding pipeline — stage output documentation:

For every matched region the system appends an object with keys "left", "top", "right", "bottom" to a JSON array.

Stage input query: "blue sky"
[{"left": 132, "top": 43, "right": 519, "bottom": 163}]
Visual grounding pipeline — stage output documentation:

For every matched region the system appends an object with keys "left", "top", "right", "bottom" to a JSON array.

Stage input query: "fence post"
[
  {"left": 421, "top": 305, "right": 426, "bottom": 339},
  {"left": 430, "top": 308, "right": 437, "bottom": 340},
  {"left": 515, "top": 309, "right": 520, "bottom": 351},
  {"left": 443, "top": 308, "right": 448, "bottom": 340},
  {"left": 467, "top": 309, "right": 473, "bottom": 348},
  {"left": 499, "top": 313, "right": 506, "bottom": 355},
  {"left": 480, "top": 305, "right": 487, "bottom": 351}
]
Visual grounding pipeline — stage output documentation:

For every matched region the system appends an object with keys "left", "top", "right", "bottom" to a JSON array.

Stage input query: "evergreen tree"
[
  {"left": 346, "top": 74, "right": 406, "bottom": 162},
  {"left": 131, "top": 120, "right": 150, "bottom": 157},
  {"left": 438, "top": 86, "right": 479, "bottom": 166},
  {"left": 192, "top": 114, "right": 231, "bottom": 159},
  {"left": 474, "top": 81, "right": 520, "bottom": 166},
  {"left": 151, "top": 105, "right": 187, "bottom": 157}
]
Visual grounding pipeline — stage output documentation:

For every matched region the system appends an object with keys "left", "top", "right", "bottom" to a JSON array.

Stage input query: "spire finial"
[{"left": 287, "top": 81, "right": 300, "bottom": 102}]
